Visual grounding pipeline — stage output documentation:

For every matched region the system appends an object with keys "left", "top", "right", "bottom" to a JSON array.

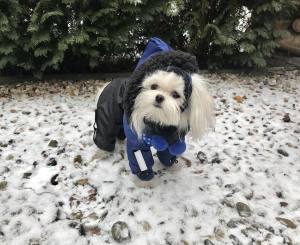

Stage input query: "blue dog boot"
[
  {"left": 127, "top": 142, "right": 155, "bottom": 181},
  {"left": 136, "top": 169, "right": 154, "bottom": 181},
  {"left": 168, "top": 139, "right": 186, "bottom": 156},
  {"left": 157, "top": 149, "right": 177, "bottom": 167}
]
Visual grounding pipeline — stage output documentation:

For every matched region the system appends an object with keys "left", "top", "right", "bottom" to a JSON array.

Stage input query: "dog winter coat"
[{"left": 94, "top": 37, "right": 199, "bottom": 180}]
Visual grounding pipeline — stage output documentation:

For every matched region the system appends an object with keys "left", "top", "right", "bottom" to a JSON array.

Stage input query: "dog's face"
[
  {"left": 130, "top": 71, "right": 214, "bottom": 139},
  {"left": 133, "top": 70, "right": 185, "bottom": 127}
]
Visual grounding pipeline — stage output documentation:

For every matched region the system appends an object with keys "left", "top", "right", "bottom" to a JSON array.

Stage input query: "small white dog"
[{"left": 93, "top": 49, "right": 214, "bottom": 181}]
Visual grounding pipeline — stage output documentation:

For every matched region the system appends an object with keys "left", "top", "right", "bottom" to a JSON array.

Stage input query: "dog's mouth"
[{"left": 153, "top": 103, "right": 162, "bottom": 109}]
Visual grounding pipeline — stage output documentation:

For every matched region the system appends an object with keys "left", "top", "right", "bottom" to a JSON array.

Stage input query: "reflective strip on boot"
[{"left": 134, "top": 150, "right": 148, "bottom": 171}]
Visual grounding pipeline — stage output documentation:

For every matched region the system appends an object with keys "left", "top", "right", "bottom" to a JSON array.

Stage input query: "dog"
[{"left": 93, "top": 38, "right": 214, "bottom": 181}]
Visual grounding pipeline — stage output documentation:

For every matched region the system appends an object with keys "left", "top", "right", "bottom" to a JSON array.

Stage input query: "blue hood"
[{"left": 135, "top": 37, "right": 173, "bottom": 69}]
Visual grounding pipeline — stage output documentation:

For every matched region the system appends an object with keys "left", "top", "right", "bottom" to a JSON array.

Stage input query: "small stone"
[
  {"left": 41, "top": 151, "right": 48, "bottom": 158},
  {"left": 277, "top": 149, "right": 289, "bottom": 157},
  {"left": 47, "top": 158, "right": 57, "bottom": 166},
  {"left": 141, "top": 221, "right": 151, "bottom": 232},
  {"left": 23, "top": 172, "right": 32, "bottom": 179},
  {"left": 100, "top": 210, "right": 108, "bottom": 221},
  {"left": 88, "top": 212, "right": 99, "bottom": 221},
  {"left": 241, "top": 227, "right": 257, "bottom": 238},
  {"left": 214, "top": 226, "right": 225, "bottom": 240},
  {"left": 283, "top": 235, "right": 293, "bottom": 245},
  {"left": 257, "top": 210, "right": 266, "bottom": 217},
  {"left": 227, "top": 219, "right": 238, "bottom": 228},
  {"left": 276, "top": 217, "right": 297, "bottom": 229},
  {"left": 70, "top": 211, "right": 83, "bottom": 220},
  {"left": 211, "top": 154, "right": 221, "bottom": 164},
  {"left": 0, "top": 142, "right": 8, "bottom": 148},
  {"left": 22, "top": 111, "right": 31, "bottom": 115},
  {"left": 111, "top": 221, "right": 131, "bottom": 243},
  {"left": 57, "top": 147, "right": 65, "bottom": 155},
  {"left": 229, "top": 234, "right": 243, "bottom": 245},
  {"left": 48, "top": 140, "right": 58, "bottom": 148},
  {"left": 223, "top": 167, "right": 229, "bottom": 172},
  {"left": 50, "top": 174, "right": 59, "bottom": 185},
  {"left": 83, "top": 225, "right": 101, "bottom": 236},
  {"left": 236, "top": 202, "right": 251, "bottom": 217},
  {"left": 33, "top": 161, "right": 38, "bottom": 167},
  {"left": 6, "top": 154, "right": 14, "bottom": 160},
  {"left": 204, "top": 239, "right": 214, "bottom": 245},
  {"left": 227, "top": 218, "right": 248, "bottom": 228},
  {"left": 196, "top": 151, "right": 208, "bottom": 164},
  {"left": 28, "top": 238, "right": 41, "bottom": 245},
  {"left": 221, "top": 198, "right": 235, "bottom": 208},
  {"left": 74, "top": 178, "right": 89, "bottom": 186},
  {"left": 16, "top": 159, "right": 23, "bottom": 164},
  {"left": 280, "top": 201, "right": 288, "bottom": 207},
  {"left": 220, "top": 98, "right": 227, "bottom": 104},
  {"left": 74, "top": 155, "right": 83, "bottom": 164},
  {"left": 282, "top": 113, "right": 291, "bottom": 122},
  {"left": 8, "top": 139, "right": 15, "bottom": 145},
  {"left": 234, "top": 107, "right": 244, "bottom": 113},
  {"left": 180, "top": 240, "right": 189, "bottom": 245},
  {"left": 244, "top": 190, "right": 254, "bottom": 200},
  {"left": 0, "top": 181, "right": 8, "bottom": 191}
]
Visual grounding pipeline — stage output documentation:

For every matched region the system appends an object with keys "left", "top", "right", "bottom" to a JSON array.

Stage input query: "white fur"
[
  {"left": 131, "top": 71, "right": 214, "bottom": 139},
  {"left": 131, "top": 71, "right": 186, "bottom": 136},
  {"left": 188, "top": 74, "right": 215, "bottom": 139}
]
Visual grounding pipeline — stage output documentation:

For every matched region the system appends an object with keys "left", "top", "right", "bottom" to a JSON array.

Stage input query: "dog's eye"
[
  {"left": 151, "top": 84, "right": 158, "bottom": 90},
  {"left": 171, "top": 91, "right": 180, "bottom": 99}
]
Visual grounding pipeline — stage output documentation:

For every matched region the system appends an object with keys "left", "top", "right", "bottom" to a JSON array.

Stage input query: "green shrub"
[{"left": 0, "top": 0, "right": 299, "bottom": 77}]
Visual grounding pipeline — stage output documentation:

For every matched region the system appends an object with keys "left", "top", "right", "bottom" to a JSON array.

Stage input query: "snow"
[{"left": 0, "top": 70, "right": 300, "bottom": 245}]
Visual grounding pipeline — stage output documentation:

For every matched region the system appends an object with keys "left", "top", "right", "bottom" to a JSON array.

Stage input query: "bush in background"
[{"left": 0, "top": 0, "right": 299, "bottom": 77}]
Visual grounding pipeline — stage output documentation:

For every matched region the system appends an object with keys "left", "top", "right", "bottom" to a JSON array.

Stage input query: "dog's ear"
[{"left": 189, "top": 74, "right": 215, "bottom": 139}]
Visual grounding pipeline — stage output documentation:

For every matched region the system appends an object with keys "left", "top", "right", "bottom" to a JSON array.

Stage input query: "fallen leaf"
[
  {"left": 233, "top": 95, "right": 244, "bottom": 103},
  {"left": 74, "top": 178, "right": 89, "bottom": 186}
]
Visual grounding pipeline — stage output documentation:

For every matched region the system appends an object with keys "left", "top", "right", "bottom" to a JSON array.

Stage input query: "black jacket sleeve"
[{"left": 93, "top": 79, "right": 126, "bottom": 151}]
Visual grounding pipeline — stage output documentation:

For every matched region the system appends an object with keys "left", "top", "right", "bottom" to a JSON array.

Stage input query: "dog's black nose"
[{"left": 155, "top": 95, "right": 164, "bottom": 103}]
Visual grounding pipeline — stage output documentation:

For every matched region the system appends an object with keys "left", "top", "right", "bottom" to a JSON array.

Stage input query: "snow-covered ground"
[{"left": 0, "top": 70, "right": 299, "bottom": 245}]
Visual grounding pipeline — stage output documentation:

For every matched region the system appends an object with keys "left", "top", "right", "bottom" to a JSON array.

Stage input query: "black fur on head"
[{"left": 123, "top": 51, "right": 199, "bottom": 119}]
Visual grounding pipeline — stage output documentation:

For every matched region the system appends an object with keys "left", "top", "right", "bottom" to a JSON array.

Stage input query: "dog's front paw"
[{"left": 136, "top": 170, "right": 154, "bottom": 181}]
